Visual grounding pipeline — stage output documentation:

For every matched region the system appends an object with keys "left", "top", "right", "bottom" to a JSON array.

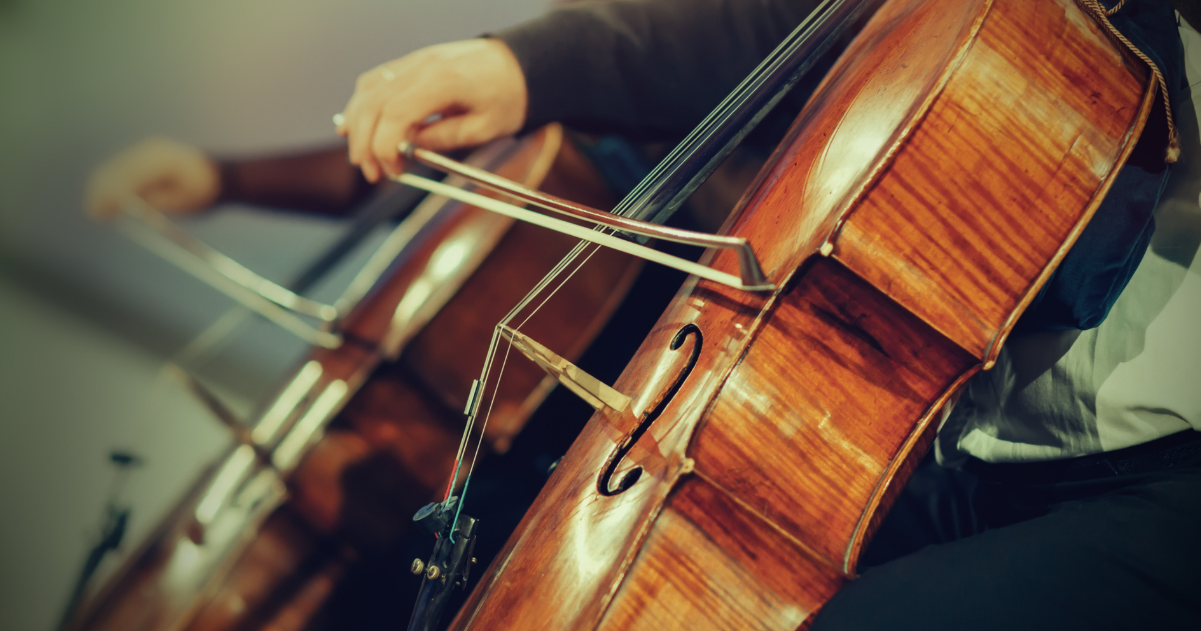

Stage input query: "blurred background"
[{"left": 0, "top": 2, "right": 550, "bottom": 629}]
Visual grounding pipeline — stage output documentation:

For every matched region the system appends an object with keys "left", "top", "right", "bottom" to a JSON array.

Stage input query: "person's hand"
[
  {"left": 336, "top": 38, "right": 528, "bottom": 183},
  {"left": 84, "top": 137, "right": 220, "bottom": 221}
]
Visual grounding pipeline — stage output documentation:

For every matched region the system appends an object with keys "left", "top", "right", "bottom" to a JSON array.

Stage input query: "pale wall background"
[{"left": 0, "top": 2, "right": 550, "bottom": 630}]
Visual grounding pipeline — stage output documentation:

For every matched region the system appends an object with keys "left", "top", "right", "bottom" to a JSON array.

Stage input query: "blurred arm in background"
[{"left": 84, "top": 137, "right": 373, "bottom": 220}]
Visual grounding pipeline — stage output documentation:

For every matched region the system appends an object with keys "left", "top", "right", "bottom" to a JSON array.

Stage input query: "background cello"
[{"left": 62, "top": 125, "right": 646, "bottom": 631}]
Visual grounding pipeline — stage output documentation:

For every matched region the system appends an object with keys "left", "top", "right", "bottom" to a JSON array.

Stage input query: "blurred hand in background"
[{"left": 84, "top": 137, "right": 219, "bottom": 221}]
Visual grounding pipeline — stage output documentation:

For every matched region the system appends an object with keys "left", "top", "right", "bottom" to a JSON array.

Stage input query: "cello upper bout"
[
  {"left": 722, "top": 0, "right": 991, "bottom": 287},
  {"left": 831, "top": 0, "right": 1154, "bottom": 360}
]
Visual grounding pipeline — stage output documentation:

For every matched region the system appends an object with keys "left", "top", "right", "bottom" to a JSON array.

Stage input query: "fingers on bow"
[{"left": 343, "top": 74, "right": 448, "bottom": 183}]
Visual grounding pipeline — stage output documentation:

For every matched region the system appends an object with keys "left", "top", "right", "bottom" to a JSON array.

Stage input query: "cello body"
[
  {"left": 451, "top": 0, "right": 1156, "bottom": 628},
  {"left": 66, "top": 125, "right": 642, "bottom": 631}
]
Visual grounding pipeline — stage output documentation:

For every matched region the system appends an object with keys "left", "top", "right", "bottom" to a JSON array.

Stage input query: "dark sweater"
[{"left": 496, "top": 0, "right": 820, "bottom": 140}]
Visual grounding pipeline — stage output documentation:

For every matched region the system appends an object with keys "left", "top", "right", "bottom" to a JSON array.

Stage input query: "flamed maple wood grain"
[
  {"left": 834, "top": 0, "right": 1151, "bottom": 360},
  {"left": 692, "top": 259, "right": 974, "bottom": 567},
  {"left": 598, "top": 477, "right": 844, "bottom": 631},
  {"left": 718, "top": 0, "right": 986, "bottom": 286}
]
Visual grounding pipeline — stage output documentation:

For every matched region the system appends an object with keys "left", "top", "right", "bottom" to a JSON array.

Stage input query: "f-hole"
[{"left": 597, "top": 324, "right": 702, "bottom": 496}]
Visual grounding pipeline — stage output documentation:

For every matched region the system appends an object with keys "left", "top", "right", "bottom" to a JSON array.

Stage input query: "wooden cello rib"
[{"left": 448, "top": 0, "right": 1156, "bottom": 628}]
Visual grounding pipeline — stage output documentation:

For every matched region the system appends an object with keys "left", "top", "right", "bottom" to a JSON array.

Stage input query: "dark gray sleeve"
[
  {"left": 216, "top": 145, "right": 375, "bottom": 216},
  {"left": 494, "top": 0, "right": 819, "bottom": 140}
]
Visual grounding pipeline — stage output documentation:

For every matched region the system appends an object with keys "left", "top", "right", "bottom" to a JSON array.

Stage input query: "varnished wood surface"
[
  {"left": 451, "top": 0, "right": 1154, "bottom": 628},
  {"left": 834, "top": 0, "right": 1152, "bottom": 361},
  {"left": 597, "top": 477, "right": 844, "bottom": 631},
  {"left": 691, "top": 259, "right": 974, "bottom": 568}
]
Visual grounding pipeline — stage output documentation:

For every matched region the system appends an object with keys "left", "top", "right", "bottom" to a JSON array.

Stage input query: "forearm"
[
  {"left": 496, "top": 0, "right": 820, "bottom": 140},
  {"left": 216, "top": 145, "right": 376, "bottom": 216}
]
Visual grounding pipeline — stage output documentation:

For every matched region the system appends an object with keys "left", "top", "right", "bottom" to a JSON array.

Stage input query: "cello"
[
  {"left": 64, "top": 124, "right": 645, "bottom": 631},
  {"left": 394, "top": 0, "right": 1165, "bottom": 627}
]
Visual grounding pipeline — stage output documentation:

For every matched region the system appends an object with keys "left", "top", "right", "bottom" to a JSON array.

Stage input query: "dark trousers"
[{"left": 811, "top": 430, "right": 1201, "bottom": 630}]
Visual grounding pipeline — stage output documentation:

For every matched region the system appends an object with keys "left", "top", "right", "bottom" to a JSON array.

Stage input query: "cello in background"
[
  {"left": 404, "top": 0, "right": 1162, "bottom": 628},
  {"left": 63, "top": 124, "right": 645, "bottom": 631}
]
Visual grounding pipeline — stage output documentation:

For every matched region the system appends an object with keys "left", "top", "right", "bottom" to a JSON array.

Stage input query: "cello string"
[
  {"left": 448, "top": 238, "right": 592, "bottom": 467},
  {"left": 453, "top": 236, "right": 601, "bottom": 469},
  {"left": 448, "top": 239, "right": 606, "bottom": 538},
  {"left": 451, "top": 231, "right": 601, "bottom": 455},
  {"left": 516, "top": 243, "right": 606, "bottom": 330},
  {"left": 443, "top": 237, "right": 599, "bottom": 499},
  {"left": 446, "top": 237, "right": 599, "bottom": 489}
]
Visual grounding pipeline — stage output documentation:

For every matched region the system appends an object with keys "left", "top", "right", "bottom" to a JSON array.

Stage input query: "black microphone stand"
[{"left": 54, "top": 451, "right": 144, "bottom": 631}]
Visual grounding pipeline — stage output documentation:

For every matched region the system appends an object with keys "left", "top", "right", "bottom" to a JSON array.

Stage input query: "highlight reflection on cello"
[{"left": 330, "top": 0, "right": 1200, "bottom": 629}]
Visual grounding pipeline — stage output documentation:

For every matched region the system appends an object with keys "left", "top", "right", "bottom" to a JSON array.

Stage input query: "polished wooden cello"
[
  {"left": 64, "top": 124, "right": 644, "bottom": 631},
  {"left": 393, "top": 0, "right": 1166, "bottom": 627}
]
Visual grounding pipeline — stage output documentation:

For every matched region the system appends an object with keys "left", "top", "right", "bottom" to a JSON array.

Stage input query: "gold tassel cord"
[{"left": 1076, "top": 0, "right": 1180, "bottom": 163}]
